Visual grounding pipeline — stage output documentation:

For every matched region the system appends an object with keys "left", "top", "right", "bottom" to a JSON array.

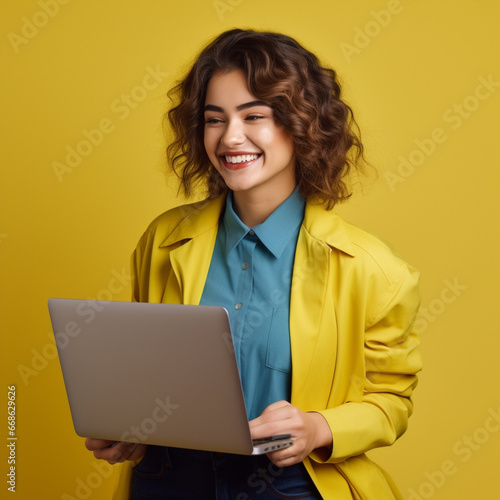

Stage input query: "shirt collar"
[{"left": 223, "top": 188, "right": 306, "bottom": 258}]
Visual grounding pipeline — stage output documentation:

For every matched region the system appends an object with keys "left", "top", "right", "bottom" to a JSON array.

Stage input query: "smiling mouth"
[{"left": 220, "top": 153, "right": 262, "bottom": 169}]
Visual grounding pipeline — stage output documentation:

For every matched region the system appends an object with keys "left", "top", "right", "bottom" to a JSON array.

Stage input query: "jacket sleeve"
[{"left": 313, "top": 262, "right": 422, "bottom": 464}]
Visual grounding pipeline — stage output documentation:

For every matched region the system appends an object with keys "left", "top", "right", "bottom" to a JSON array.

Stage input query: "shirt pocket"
[{"left": 265, "top": 307, "right": 292, "bottom": 373}]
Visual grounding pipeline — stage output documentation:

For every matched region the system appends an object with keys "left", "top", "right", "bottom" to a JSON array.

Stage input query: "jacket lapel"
[
  {"left": 160, "top": 195, "right": 226, "bottom": 305},
  {"left": 289, "top": 226, "right": 331, "bottom": 409},
  {"left": 290, "top": 203, "right": 355, "bottom": 410},
  {"left": 168, "top": 232, "right": 217, "bottom": 305}
]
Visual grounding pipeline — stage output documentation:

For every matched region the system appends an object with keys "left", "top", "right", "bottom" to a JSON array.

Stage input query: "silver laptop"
[{"left": 47, "top": 299, "right": 293, "bottom": 455}]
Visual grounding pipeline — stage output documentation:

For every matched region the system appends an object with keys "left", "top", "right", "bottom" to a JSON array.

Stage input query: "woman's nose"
[{"left": 220, "top": 119, "right": 245, "bottom": 147}]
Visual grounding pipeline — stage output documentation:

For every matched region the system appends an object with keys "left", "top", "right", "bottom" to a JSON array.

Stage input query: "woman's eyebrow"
[{"left": 204, "top": 100, "right": 270, "bottom": 113}]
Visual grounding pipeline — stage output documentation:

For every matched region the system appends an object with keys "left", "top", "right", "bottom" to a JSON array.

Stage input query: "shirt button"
[
  {"left": 235, "top": 303, "right": 242, "bottom": 310},
  {"left": 242, "top": 262, "right": 249, "bottom": 270},
  {"left": 248, "top": 229, "right": 255, "bottom": 236}
]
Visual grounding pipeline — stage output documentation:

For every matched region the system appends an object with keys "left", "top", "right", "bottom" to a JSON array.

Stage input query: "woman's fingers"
[
  {"left": 249, "top": 402, "right": 333, "bottom": 466},
  {"left": 84, "top": 438, "right": 147, "bottom": 464}
]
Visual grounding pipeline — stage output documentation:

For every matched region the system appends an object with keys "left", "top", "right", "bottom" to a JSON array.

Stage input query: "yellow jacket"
[{"left": 111, "top": 194, "right": 422, "bottom": 500}]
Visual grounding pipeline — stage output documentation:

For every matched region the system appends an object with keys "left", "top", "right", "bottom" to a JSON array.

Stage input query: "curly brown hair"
[{"left": 166, "top": 29, "right": 367, "bottom": 209}]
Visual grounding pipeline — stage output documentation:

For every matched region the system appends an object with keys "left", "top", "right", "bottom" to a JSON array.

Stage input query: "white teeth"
[{"left": 224, "top": 154, "right": 259, "bottom": 164}]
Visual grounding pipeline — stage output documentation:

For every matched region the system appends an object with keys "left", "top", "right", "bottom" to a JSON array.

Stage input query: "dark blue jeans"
[{"left": 130, "top": 446, "right": 322, "bottom": 499}]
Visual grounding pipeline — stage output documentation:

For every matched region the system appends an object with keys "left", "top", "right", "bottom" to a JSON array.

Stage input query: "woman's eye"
[
  {"left": 246, "top": 115, "right": 264, "bottom": 121},
  {"left": 204, "top": 117, "right": 223, "bottom": 124}
]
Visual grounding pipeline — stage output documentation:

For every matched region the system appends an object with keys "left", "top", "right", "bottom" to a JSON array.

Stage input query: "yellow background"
[{"left": 1, "top": 1, "right": 499, "bottom": 498}]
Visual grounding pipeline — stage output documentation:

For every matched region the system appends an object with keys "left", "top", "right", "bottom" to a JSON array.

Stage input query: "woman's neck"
[{"left": 232, "top": 184, "right": 296, "bottom": 227}]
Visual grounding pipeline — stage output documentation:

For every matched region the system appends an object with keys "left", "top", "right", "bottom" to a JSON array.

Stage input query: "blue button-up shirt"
[{"left": 199, "top": 189, "right": 305, "bottom": 420}]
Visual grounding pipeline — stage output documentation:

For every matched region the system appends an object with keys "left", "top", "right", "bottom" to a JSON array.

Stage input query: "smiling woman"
[
  {"left": 85, "top": 29, "right": 422, "bottom": 500},
  {"left": 166, "top": 29, "right": 365, "bottom": 209},
  {"left": 203, "top": 70, "right": 296, "bottom": 225}
]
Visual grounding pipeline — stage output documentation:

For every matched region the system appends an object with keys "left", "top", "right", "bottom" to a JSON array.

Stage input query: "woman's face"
[{"left": 204, "top": 70, "right": 296, "bottom": 203}]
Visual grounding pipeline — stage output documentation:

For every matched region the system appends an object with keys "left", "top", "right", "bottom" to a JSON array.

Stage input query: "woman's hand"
[
  {"left": 249, "top": 401, "right": 332, "bottom": 467},
  {"left": 85, "top": 439, "right": 147, "bottom": 465}
]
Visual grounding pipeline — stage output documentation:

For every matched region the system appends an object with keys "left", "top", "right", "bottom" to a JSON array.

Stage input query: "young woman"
[{"left": 86, "top": 29, "right": 422, "bottom": 500}]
